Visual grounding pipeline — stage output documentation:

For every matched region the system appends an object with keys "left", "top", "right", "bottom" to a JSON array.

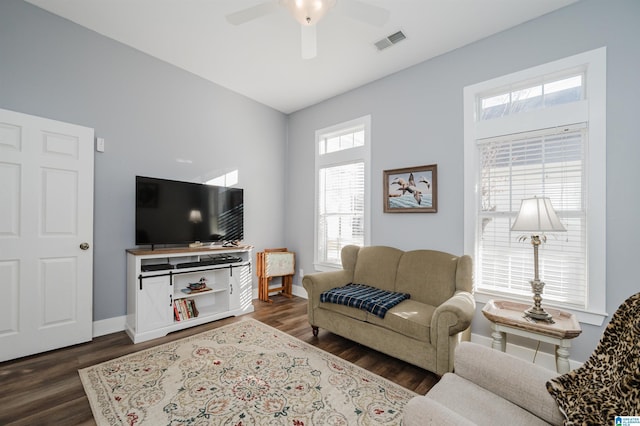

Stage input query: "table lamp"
[{"left": 511, "top": 196, "right": 566, "bottom": 321}]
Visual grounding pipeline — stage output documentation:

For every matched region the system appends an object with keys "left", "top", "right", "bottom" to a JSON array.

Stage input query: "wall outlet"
[{"left": 299, "top": 268, "right": 304, "bottom": 277}]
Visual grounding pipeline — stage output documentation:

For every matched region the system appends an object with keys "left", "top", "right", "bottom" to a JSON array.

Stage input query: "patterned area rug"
[{"left": 79, "top": 319, "right": 416, "bottom": 425}]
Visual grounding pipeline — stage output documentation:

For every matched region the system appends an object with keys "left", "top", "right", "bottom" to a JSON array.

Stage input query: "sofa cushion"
[
  {"left": 404, "top": 397, "right": 476, "bottom": 426},
  {"left": 365, "top": 299, "right": 434, "bottom": 343},
  {"left": 395, "top": 250, "right": 459, "bottom": 306},
  {"left": 352, "top": 246, "right": 402, "bottom": 292},
  {"left": 319, "top": 300, "right": 368, "bottom": 322}
]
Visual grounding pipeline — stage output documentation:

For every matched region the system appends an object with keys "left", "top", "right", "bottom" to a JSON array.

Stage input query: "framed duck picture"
[{"left": 383, "top": 164, "right": 437, "bottom": 213}]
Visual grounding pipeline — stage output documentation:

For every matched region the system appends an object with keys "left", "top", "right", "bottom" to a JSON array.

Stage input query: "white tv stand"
[{"left": 125, "top": 245, "right": 254, "bottom": 343}]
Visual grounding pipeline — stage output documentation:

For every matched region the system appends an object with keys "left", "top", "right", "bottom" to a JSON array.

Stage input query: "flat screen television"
[{"left": 135, "top": 176, "right": 243, "bottom": 247}]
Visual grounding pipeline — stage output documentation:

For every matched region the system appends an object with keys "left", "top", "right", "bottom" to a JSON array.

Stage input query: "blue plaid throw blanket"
[{"left": 320, "top": 283, "right": 410, "bottom": 318}]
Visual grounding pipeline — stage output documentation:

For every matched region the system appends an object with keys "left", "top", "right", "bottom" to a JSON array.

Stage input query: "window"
[
  {"left": 315, "top": 116, "right": 371, "bottom": 269},
  {"left": 479, "top": 73, "right": 584, "bottom": 120},
  {"left": 478, "top": 126, "right": 586, "bottom": 308},
  {"left": 464, "top": 48, "right": 607, "bottom": 325}
]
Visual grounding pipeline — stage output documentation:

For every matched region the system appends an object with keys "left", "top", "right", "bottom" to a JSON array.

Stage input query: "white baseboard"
[
  {"left": 292, "top": 284, "right": 307, "bottom": 298},
  {"left": 93, "top": 315, "right": 127, "bottom": 338}
]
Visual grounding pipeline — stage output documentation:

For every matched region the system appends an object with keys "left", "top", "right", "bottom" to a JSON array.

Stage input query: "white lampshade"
[
  {"left": 280, "top": 0, "right": 336, "bottom": 25},
  {"left": 188, "top": 209, "right": 203, "bottom": 224},
  {"left": 511, "top": 197, "right": 566, "bottom": 233}
]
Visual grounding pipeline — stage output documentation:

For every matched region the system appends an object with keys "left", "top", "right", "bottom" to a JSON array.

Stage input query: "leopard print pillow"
[{"left": 546, "top": 292, "right": 640, "bottom": 425}]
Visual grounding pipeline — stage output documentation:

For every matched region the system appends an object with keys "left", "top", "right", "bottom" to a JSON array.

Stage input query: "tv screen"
[{"left": 135, "top": 176, "right": 243, "bottom": 246}]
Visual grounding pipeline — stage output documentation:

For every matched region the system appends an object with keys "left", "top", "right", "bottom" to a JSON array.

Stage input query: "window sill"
[
  {"left": 313, "top": 263, "right": 341, "bottom": 273},
  {"left": 474, "top": 291, "right": 608, "bottom": 326}
]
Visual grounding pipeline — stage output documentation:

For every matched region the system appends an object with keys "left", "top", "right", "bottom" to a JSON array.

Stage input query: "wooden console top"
[{"left": 127, "top": 245, "right": 253, "bottom": 256}]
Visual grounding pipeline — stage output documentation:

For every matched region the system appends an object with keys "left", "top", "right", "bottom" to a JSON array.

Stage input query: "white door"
[{"left": 0, "top": 108, "right": 94, "bottom": 362}]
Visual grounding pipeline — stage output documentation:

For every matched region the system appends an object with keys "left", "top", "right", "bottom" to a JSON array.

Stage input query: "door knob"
[{"left": 80, "top": 242, "right": 90, "bottom": 250}]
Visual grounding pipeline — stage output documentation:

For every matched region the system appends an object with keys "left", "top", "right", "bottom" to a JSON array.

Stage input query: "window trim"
[
  {"left": 464, "top": 48, "right": 607, "bottom": 326},
  {"left": 314, "top": 115, "right": 371, "bottom": 271}
]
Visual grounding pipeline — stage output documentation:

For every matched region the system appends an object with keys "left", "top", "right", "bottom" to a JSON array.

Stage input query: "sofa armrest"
[
  {"left": 429, "top": 291, "right": 475, "bottom": 375},
  {"left": 431, "top": 291, "right": 475, "bottom": 342},
  {"left": 302, "top": 270, "right": 353, "bottom": 308},
  {"left": 404, "top": 395, "right": 476, "bottom": 426},
  {"left": 302, "top": 270, "right": 353, "bottom": 326},
  {"left": 454, "top": 342, "right": 564, "bottom": 425}
]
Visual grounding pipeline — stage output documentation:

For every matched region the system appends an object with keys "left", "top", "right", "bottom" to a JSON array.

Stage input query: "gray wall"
[
  {"left": 285, "top": 0, "right": 640, "bottom": 362},
  {"left": 0, "top": 0, "right": 288, "bottom": 321}
]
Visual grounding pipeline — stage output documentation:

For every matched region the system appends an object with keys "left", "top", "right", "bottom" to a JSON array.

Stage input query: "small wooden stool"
[{"left": 257, "top": 248, "right": 295, "bottom": 303}]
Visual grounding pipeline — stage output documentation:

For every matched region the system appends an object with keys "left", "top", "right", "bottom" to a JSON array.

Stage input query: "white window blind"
[
  {"left": 477, "top": 126, "right": 587, "bottom": 309},
  {"left": 318, "top": 161, "right": 365, "bottom": 265}
]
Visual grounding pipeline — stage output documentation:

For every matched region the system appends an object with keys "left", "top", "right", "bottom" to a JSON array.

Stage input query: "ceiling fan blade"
[
  {"left": 301, "top": 25, "right": 317, "bottom": 59},
  {"left": 339, "top": 0, "right": 390, "bottom": 27},
  {"left": 226, "top": 1, "right": 280, "bottom": 26}
]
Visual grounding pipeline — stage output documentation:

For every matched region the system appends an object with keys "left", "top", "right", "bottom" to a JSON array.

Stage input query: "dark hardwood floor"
[{"left": 0, "top": 295, "right": 439, "bottom": 425}]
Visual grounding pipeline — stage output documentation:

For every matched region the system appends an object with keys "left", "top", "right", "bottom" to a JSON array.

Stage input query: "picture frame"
[{"left": 383, "top": 164, "right": 437, "bottom": 213}]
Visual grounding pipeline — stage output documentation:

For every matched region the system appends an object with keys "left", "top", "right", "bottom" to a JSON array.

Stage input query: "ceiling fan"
[{"left": 226, "top": 0, "right": 390, "bottom": 59}]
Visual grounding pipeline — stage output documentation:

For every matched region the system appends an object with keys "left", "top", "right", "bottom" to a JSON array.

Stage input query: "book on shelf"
[
  {"left": 181, "top": 299, "right": 191, "bottom": 319},
  {"left": 190, "top": 299, "right": 199, "bottom": 317},
  {"left": 175, "top": 300, "right": 187, "bottom": 320},
  {"left": 180, "top": 300, "right": 185, "bottom": 319},
  {"left": 177, "top": 300, "right": 186, "bottom": 320},
  {"left": 185, "top": 298, "right": 194, "bottom": 318},
  {"left": 173, "top": 298, "right": 200, "bottom": 321},
  {"left": 173, "top": 302, "right": 181, "bottom": 321}
]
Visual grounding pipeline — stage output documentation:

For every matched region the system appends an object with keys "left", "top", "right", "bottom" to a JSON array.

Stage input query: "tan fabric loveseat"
[
  {"left": 403, "top": 342, "right": 564, "bottom": 426},
  {"left": 302, "top": 245, "right": 475, "bottom": 375}
]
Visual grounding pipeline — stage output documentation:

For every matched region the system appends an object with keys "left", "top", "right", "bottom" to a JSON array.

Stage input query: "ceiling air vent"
[{"left": 375, "top": 30, "right": 406, "bottom": 51}]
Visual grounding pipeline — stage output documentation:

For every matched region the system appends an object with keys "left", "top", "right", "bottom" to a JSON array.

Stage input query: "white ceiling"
[{"left": 24, "top": 0, "right": 577, "bottom": 114}]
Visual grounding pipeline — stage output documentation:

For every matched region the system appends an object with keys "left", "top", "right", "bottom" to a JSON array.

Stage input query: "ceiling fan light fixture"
[{"left": 280, "top": 0, "right": 336, "bottom": 26}]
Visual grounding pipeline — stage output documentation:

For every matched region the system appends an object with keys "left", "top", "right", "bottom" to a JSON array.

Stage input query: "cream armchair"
[{"left": 404, "top": 342, "right": 564, "bottom": 425}]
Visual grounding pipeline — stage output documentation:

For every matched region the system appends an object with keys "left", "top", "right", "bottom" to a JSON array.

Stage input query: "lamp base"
[
  {"left": 524, "top": 279, "right": 554, "bottom": 323},
  {"left": 524, "top": 306, "right": 553, "bottom": 322}
]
